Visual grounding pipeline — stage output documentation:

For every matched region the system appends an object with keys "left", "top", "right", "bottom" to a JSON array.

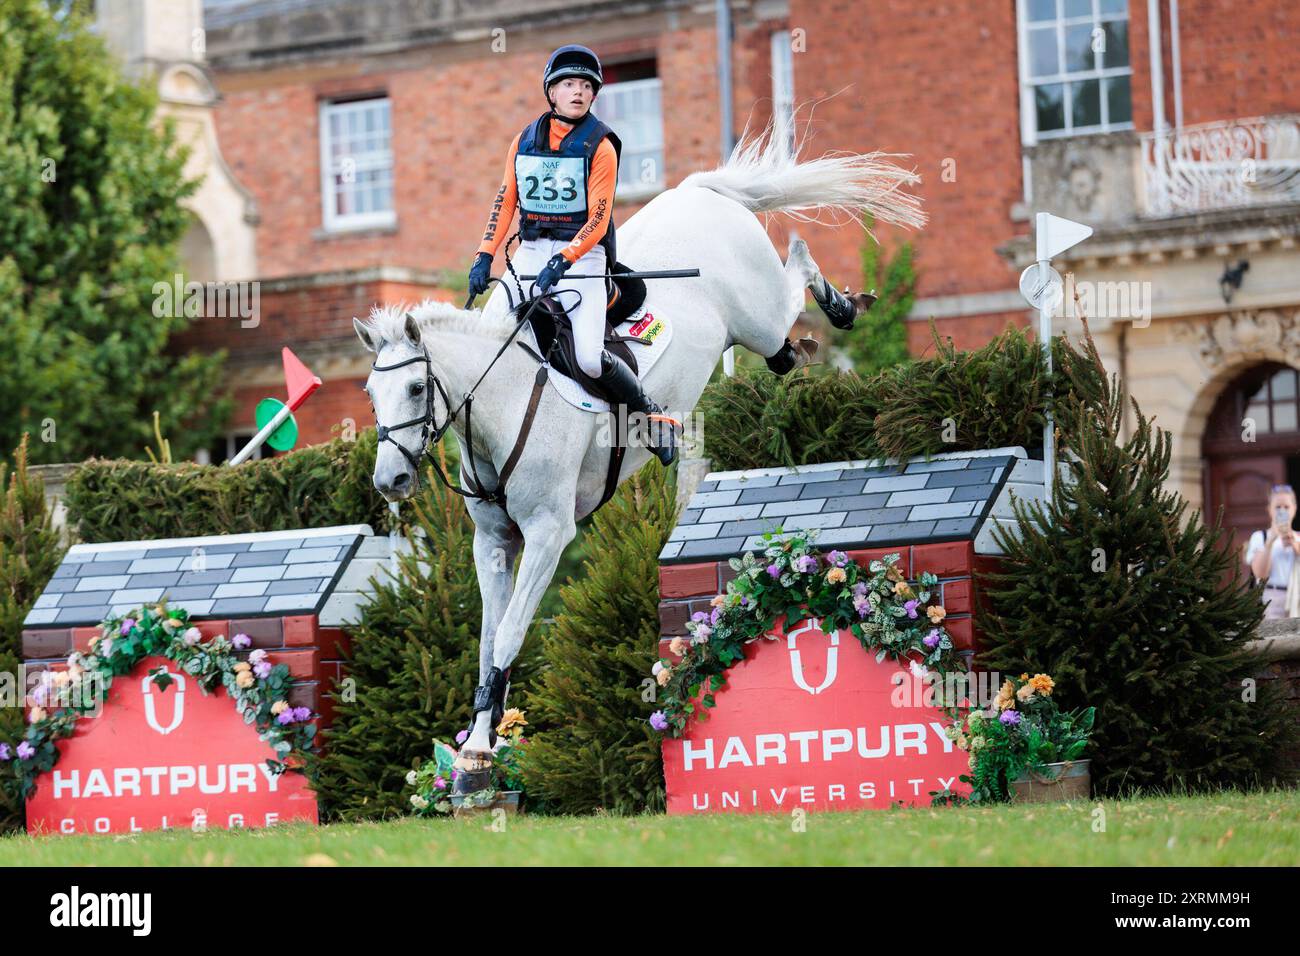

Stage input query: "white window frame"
[
  {"left": 598, "top": 76, "right": 665, "bottom": 200},
  {"left": 771, "top": 31, "right": 796, "bottom": 157},
  {"left": 319, "top": 97, "right": 396, "bottom": 232},
  {"left": 1016, "top": 0, "right": 1134, "bottom": 144}
]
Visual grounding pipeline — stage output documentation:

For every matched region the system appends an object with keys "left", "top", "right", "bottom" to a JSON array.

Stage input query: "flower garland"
[
  {"left": 0, "top": 603, "right": 317, "bottom": 804},
  {"left": 648, "top": 532, "right": 967, "bottom": 737},
  {"left": 407, "top": 708, "right": 530, "bottom": 814}
]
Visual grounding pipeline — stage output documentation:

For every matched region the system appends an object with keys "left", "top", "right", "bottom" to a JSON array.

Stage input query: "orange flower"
[
  {"left": 995, "top": 680, "right": 1016, "bottom": 711},
  {"left": 893, "top": 580, "right": 914, "bottom": 599},
  {"left": 710, "top": 594, "right": 726, "bottom": 608},
  {"left": 926, "top": 605, "right": 946, "bottom": 624},
  {"left": 1029, "top": 673, "right": 1055, "bottom": 695},
  {"left": 827, "top": 567, "right": 847, "bottom": 584}
]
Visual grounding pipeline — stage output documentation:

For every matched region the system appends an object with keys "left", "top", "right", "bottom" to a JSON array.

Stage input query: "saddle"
[{"left": 519, "top": 261, "right": 649, "bottom": 400}]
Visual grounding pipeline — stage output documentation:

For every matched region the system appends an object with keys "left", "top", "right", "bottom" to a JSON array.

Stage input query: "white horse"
[{"left": 353, "top": 134, "right": 924, "bottom": 795}]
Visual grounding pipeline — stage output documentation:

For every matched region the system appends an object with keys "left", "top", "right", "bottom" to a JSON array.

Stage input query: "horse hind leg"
[
  {"left": 762, "top": 239, "right": 826, "bottom": 375},
  {"left": 793, "top": 237, "right": 878, "bottom": 332}
]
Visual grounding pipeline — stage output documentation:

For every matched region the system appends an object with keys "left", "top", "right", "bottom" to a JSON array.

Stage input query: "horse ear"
[
  {"left": 403, "top": 312, "right": 422, "bottom": 346},
  {"left": 354, "top": 317, "right": 378, "bottom": 353}
]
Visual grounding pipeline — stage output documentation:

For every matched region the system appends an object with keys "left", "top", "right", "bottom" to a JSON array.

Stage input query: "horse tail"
[{"left": 677, "top": 129, "right": 927, "bottom": 231}]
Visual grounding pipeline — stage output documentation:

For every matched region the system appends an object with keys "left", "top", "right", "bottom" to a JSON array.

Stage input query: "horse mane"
[{"left": 359, "top": 298, "right": 520, "bottom": 347}]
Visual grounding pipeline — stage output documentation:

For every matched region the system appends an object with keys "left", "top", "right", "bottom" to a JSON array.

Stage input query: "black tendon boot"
[
  {"left": 597, "top": 350, "right": 678, "bottom": 466},
  {"left": 765, "top": 336, "right": 822, "bottom": 375}
]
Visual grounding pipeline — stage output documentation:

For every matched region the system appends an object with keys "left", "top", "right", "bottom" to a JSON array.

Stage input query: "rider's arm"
[
  {"left": 478, "top": 133, "right": 522, "bottom": 258},
  {"left": 560, "top": 137, "right": 617, "bottom": 264}
]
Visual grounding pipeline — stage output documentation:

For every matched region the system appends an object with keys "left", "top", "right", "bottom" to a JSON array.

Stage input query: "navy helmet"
[{"left": 543, "top": 45, "right": 603, "bottom": 103}]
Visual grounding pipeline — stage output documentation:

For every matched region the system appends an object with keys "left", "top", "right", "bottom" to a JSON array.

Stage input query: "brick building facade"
[{"left": 100, "top": 0, "right": 1300, "bottom": 554}]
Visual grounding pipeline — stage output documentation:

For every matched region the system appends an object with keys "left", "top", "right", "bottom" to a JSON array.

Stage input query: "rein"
[{"left": 370, "top": 275, "right": 548, "bottom": 509}]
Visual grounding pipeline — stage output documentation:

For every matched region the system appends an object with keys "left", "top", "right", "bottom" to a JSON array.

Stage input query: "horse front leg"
[
  {"left": 464, "top": 498, "right": 522, "bottom": 734},
  {"left": 454, "top": 505, "right": 576, "bottom": 793}
]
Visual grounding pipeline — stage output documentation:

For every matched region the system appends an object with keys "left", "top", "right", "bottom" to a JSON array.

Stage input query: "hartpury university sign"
[
  {"left": 662, "top": 618, "right": 971, "bottom": 813},
  {"left": 26, "top": 656, "right": 318, "bottom": 835}
]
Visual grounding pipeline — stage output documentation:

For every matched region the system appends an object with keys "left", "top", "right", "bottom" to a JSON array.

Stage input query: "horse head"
[{"left": 354, "top": 304, "right": 453, "bottom": 501}]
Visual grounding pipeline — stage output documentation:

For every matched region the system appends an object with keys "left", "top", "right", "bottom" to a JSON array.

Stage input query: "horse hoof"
[
  {"left": 788, "top": 336, "right": 821, "bottom": 371},
  {"left": 452, "top": 748, "right": 494, "bottom": 796}
]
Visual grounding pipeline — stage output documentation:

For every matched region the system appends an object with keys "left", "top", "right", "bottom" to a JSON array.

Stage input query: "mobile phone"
[{"left": 1276, "top": 505, "right": 1290, "bottom": 528}]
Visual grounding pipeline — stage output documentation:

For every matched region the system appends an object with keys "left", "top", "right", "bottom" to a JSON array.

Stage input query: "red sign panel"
[
  {"left": 26, "top": 656, "right": 318, "bottom": 835},
  {"left": 662, "top": 617, "right": 971, "bottom": 814}
]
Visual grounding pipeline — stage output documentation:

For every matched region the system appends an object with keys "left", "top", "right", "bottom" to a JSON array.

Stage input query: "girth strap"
[{"left": 464, "top": 364, "right": 549, "bottom": 505}]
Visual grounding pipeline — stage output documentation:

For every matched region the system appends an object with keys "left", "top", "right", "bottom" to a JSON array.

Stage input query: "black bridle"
[{"left": 369, "top": 274, "right": 555, "bottom": 506}]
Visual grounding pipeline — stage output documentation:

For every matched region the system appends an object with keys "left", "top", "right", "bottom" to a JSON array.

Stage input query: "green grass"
[{"left": 2, "top": 789, "right": 1296, "bottom": 866}]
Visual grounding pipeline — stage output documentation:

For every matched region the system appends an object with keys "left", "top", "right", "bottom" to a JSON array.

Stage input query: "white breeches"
[{"left": 512, "top": 237, "right": 607, "bottom": 379}]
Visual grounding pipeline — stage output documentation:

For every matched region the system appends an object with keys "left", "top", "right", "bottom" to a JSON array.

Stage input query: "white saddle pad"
[{"left": 521, "top": 305, "right": 674, "bottom": 413}]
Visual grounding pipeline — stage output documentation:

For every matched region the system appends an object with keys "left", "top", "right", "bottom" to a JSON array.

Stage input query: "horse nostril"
[{"left": 392, "top": 472, "right": 411, "bottom": 489}]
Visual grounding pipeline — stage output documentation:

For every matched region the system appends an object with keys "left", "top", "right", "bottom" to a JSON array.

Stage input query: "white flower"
[
  {"left": 692, "top": 624, "right": 712, "bottom": 645},
  {"left": 410, "top": 794, "right": 429, "bottom": 810},
  {"left": 100, "top": 639, "right": 113, "bottom": 657},
  {"left": 249, "top": 649, "right": 268, "bottom": 665},
  {"left": 909, "top": 659, "right": 929, "bottom": 680},
  {"left": 652, "top": 661, "right": 665, "bottom": 677},
  {"left": 182, "top": 627, "right": 202, "bottom": 645},
  {"left": 405, "top": 770, "right": 418, "bottom": 786}
]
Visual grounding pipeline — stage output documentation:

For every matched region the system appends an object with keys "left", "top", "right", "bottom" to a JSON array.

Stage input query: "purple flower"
[
  {"left": 999, "top": 710, "right": 1021, "bottom": 726},
  {"left": 16, "top": 741, "right": 34, "bottom": 760},
  {"left": 923, "top": 628, "right": 941, "bottom": 649},
  {"left": 0, "top": 744, "right": 10, "bottom": 761},
  {"left": 649, "top": 711, "right": 668, "bottom": 732},
  {"left": 119, "top": 618, "right": 135, "bottom": 636},
  {"left": 709, "top": 607, "right": 722, "bottom": 625},
  {"left": 433, "top": 777, "right": 447, "bottom": 790},
  {"left": 904, "top": 599, "right": 920, "bottom": 619},
  {"left": 292, "top": 707, "right": 311, "bottom": 722},
  {"left": 828, "top": 550, "right": 849, "bottom": 568},
  {"left": 276, "top": 711, "right": 294, "bottom": 726},
  {"left": 794, "top": 555, "right": 818, "bottom": 574},
  {"left": 253, "top": 661, "right": 273, "bottom": 680},
  {"left": 766, "top": 564, "right": 781, "bottom": 578},
  {"left": 739, "top": 596, "right": 749, "bottom": 607},
  {"left": 231, "top": 633, "right": 252, "bottom": 650},
  {"left": 852, "top": 581, "right": 868, "bottom": 597},
  {"left": 455, "top": 729, "right": 469, "bottom": 745},
  {"left": 691, "top": 611, "right": 709, "bottom": 623}
]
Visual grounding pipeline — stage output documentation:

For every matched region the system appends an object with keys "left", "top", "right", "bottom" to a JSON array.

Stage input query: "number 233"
[{"left": 524, "top": 175, "right": 578, "bottom": 203}]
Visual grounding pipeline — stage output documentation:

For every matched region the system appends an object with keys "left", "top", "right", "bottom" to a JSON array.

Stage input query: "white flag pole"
[{"left": 1023, "top": 212, "right": 1093, "bottom": 515}]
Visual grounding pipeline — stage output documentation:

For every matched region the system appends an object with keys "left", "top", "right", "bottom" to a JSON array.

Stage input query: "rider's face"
[{"left": 549, "top": 77, "right": 594, "bottom": 120}]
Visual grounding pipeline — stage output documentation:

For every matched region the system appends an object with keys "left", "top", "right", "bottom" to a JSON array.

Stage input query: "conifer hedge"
[
  {"left": 64, "top": 429, "right": 393, "bottom": 542},
  {"left": 0, "top": 436, "right": 65, "bottom": 831},
  {"left": 698, "top": 320, "right": 1064, "bottom": 471},
  {"left": 976, "top": 324, "right": 1296, "bottom": 795}
]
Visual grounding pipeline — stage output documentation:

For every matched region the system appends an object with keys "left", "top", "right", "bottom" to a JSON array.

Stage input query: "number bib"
[{"left": 515, "top": 153, "right": 586, "bottom": 217}]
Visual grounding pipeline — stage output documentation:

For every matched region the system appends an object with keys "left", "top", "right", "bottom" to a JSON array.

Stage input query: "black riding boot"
[{"left": 596, "top": 350, "right": 676, "bottom": 466}]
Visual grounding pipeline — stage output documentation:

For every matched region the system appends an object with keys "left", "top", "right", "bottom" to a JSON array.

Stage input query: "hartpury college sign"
[
  {"left": 662, "top": 618, "right": 971, "bottom": 813},
  {"left": 26, "top": 656, "right": 318, "bottom": 835}
]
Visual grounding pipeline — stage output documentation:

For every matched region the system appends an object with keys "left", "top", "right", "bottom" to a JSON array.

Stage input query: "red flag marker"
[{"left": 282, "top": 347, "right": 322, "bottom": 411}]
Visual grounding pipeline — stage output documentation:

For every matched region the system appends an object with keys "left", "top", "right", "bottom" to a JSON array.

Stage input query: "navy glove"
[
  {"left": 535, "top": 253, "right": 571, "bottom": 295},
  {"left": 468, "top": 252, "right": 493, "bottom": 297}
]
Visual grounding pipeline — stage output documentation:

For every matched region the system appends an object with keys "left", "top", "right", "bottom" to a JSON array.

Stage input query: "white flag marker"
[{"left": 1023, "top": 212, "right": 1093, "bottom": 515}]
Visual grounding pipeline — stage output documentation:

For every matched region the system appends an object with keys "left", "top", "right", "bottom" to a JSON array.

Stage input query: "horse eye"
[{"left": 410, "top": 382, "right": 425, "bottom": 397}]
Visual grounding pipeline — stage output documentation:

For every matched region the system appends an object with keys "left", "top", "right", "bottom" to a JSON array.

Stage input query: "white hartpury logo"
[
  {"left": 787, "top": 618, "right": 838, "bottom": 695},
  {"left": 142, "top": 668, "right": 185, "bottom": 735}
]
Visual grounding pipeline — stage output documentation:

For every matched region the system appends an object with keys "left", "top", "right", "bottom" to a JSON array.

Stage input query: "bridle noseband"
[{"left": 370, "top": 347, "right": 450, "bottom": 477}]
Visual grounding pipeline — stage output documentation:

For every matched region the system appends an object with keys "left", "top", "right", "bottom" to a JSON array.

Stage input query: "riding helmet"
[{"left": 542, "top": 44, "right": 603, "bottom": 102}]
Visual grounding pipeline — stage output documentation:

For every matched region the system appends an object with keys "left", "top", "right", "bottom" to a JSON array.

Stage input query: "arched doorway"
[{"left": 1203, "top": 362, "right": 1300, "bottom": 569}]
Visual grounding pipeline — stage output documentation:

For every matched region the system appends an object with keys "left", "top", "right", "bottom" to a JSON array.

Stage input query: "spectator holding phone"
[{"left": 1246, "top": 483, "right": 1300, "bottom": 619}]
